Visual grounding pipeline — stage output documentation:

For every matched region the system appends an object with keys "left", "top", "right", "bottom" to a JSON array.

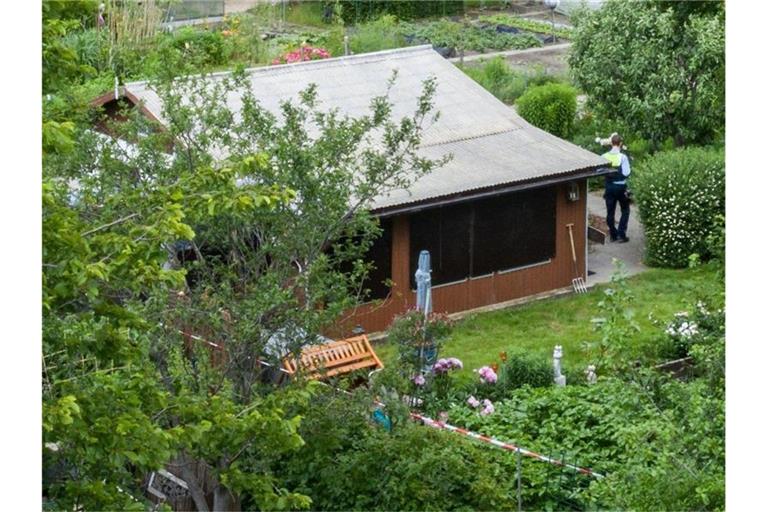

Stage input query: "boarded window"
[
  {"left": 362, "top": 218, "right": 393, "bottom": 301},
  {"left": 409, "top": 202, "right": 472, "bottom": 288},
  {"left": 409, "top": 186, "right": 557, "bottom": 287},
  {"left": 472, "top": 187, "right": 556, "bottom": 276}
]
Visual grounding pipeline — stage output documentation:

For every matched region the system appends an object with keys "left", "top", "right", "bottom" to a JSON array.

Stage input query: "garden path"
[
  {"left": 586, "top": 190, "right": 647, "bottom": 285},
  {"left": 448, "top": 42, "right": 572, "bottom": 64}
]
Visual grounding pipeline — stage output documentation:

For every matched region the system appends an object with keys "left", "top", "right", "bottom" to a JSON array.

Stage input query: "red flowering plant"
[{"left": 271, "top": 46, "right": 332, "bottom": 65}]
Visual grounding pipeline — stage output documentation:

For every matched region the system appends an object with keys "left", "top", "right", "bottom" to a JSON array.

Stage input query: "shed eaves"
[{"left": 123, "top": 45, "right": 606, "bottom": 212}]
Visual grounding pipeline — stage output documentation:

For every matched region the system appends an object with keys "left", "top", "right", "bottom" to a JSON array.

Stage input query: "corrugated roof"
[{"left": 123, "top": 45, "right": 606, "bottom": 212}]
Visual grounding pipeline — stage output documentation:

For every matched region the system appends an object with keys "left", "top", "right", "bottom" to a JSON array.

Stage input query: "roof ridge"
[
  {"left": 123, "top": 45, "right": 436, "bottom": 89},
  {"left": 420, "top": 126, "right": 523, "bottom": 148}
]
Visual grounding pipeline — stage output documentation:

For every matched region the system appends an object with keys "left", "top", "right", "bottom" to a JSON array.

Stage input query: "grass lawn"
[{"left": 374, "top": 265, "right": 722, "bottom": 380}]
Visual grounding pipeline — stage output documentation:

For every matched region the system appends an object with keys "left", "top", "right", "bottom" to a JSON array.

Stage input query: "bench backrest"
[{"left": 282, "top": 334, "right": 383, "bottom": 380}]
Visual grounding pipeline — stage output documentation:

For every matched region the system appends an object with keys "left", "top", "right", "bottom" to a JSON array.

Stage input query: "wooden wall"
[{"left": 337, "top": 180, "right": 587, "bottom": 335}]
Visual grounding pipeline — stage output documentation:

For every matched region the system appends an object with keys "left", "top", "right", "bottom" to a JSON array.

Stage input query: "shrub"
[
  {"left": 349, "top": 14, "right": 406, "bottom": 54},
  {"left": 632, "top": 146, "right": 725, "bottom": 268},
  {"left": 162, "top": 26, "right": 228, "bottom": 67},
  {"left": 271, "top": 389, "right": 517, "bottom": 511},
  {"left": 515, "top": 82, "right": 578, "bottom": 138},
  {"left": 498, "top": 350, "right": 553, "bottom": 390},
  {"left": 462, "top": 57, "right": 527, "bottom": 104}
]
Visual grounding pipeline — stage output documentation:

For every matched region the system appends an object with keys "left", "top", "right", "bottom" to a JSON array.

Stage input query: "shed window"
[
  {"left": 409, "top": 186, "right": 556, "bottom": 287},
  {"left": 361, "top": 218, "right": 393, "bottom": 301}
]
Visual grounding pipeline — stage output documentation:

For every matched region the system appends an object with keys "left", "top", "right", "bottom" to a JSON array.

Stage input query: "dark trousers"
[{"left": 604, "top": 183, "right": 630, "bottom": 239}]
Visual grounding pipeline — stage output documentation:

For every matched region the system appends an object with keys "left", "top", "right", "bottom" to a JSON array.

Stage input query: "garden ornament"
[
  {"left": 553, "top": 345, "right": 566, "bottom": 386},
  {"left": 585, "top": 364, "right": 597, "bottom": 385}
]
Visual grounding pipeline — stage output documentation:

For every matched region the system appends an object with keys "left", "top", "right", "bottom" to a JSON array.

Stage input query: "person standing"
[{"left": 602, "top": 133, "right": 631, "bottom": 242}]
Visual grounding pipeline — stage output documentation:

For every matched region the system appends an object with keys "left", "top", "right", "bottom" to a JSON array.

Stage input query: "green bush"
[
  {"left": 632, "top": 146, "right": 725, "bottom": 268},
  {"left": 515, "top": 82, "right": 578, "bottom": 138},
  {"left": 498, "top": 350, "right": 553, "bottom": 390},
  {"left": 162, "top": 26, "right": 228, "bottom": 67},
  {"left": 269, "top": 390, "right": 517, "bottom": 511},
  {"left": 349, "top": 14, "right": 406, "bottom": 54},
  {"left": 462, "top": 58, "right": 565, "bottom": 105}
]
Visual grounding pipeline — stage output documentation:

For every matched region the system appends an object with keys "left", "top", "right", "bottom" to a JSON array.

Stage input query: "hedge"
[
  {"left": 632, "top": 146, "right": 725, "bottom": 267},
  {"left": 515, "top": 82, "right": 578, "bottom": 138}
]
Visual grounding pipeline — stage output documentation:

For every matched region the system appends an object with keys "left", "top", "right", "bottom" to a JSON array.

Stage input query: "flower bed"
[{"left": 271, "top": 45, "right": 331, "bottom": 65}]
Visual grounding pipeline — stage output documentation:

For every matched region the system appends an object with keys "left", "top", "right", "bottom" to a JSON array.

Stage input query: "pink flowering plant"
[
  {"left": 271, "top": 46, "right": 331, "bottom": 65},
  {"left": 431, "top": 357, "right": 463, "bottom": 399},
  {"left": 476, "top": 366, "right": 498, "bottom": 385}
]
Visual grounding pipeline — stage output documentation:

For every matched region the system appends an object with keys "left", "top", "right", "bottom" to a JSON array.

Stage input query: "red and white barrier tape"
[
  {"left": 411, "top": 412, "right": 605, "bottom": 479},
  {"left": 174, "top": 328, "right": 605, "bottom": 478}
]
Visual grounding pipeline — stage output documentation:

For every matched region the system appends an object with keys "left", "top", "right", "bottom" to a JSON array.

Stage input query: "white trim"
[
  {"left": 497, "top": 258, "right": 552, "bottom": 275},
  {"left": 469, "top": 273, "right": 494, "bottom": 280},
  {"left": 413, "top": 277, "right": 470, "bottom": 291}
]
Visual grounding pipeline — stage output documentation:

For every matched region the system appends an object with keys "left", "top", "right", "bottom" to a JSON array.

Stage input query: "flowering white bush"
[{"left": 633, "top": 147, "right": 724, "bottom": 268}]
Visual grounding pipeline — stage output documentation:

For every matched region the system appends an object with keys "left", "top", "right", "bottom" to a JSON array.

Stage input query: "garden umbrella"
[{"left": 414, "top": 250, "right": 432, "bottom": 316}]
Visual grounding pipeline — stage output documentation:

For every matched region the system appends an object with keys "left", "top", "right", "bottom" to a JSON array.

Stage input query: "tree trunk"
[{"left": 212, "top": 485, "right": 235, "bottom": 511}]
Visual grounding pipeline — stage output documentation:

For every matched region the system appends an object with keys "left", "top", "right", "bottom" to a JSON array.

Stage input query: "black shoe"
[
  {"left": 617, "top": 237, "right": 629, "bottom": 243},
  {"left": 610, "top": 235, "right": 618, "bottom": 242}
]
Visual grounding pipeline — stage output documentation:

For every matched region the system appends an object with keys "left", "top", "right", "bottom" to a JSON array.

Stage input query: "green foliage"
[
  {"left": 272, "top": 388, "right": 517, "bottom": 511},
  {"left": 386, "top": 310, "right": 454, "bottom": 370},
  {"left": 569, "top": 0, "right": 725, "bottom": 147},
  {"left": 632, "top": 146, "right": 725, "bottom": 268},
  {"left": 349, "top": 14, "right": 406, "bottom": 54},
  {"left": 161, "top": 26, "right": 228, "bottom": 67},
  {"left": 582, "top": 261, "right": 641, "bottom": 373},
  {"left": 400, "top": 18, "right": 541, "bottom": 52},
  {"left": 479, "top": 13, "right": 574, "bottom": 39},
  {"left": 462, "top": 57, "right": 563, "bottom": 105},
  {"left": 448, "top": 374, "right": 724, "bottom": 510},
  {"left": 657, "top": 297, "right": 725, "bottom": 360},
  {"left": 515, "top": 82, "right": 578, "bottom": 137},
  {"left": 43, "top": 58, "right": 446, "bottom": 508},
  {"left": 497, "top": 350, "right": 553, "bottom": 390},
  {"left": 334, "top": 0, "right": 465, "bottom": 24}
]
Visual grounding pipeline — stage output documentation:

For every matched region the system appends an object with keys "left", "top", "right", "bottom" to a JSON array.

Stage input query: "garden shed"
[{"left": 94, "top": 45, "right": 607, "bottom": 333}]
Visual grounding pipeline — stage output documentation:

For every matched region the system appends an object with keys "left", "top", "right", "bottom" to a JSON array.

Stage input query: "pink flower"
[
  {"left": 270, "top": 45, "right": 332, "bottom": 66},
  {"left": 439, "top": 411, "right": 449, "bottom": 422},
  {"left": 476, "top": 366, "right": 498, "bottom": 384},
  {"left": 412, "top": 374, "right": 426, "bottom": 386},
  {"left": 433, "top": 357, "right": 463, "bottom": 374},
  {"left": 467, "top": 395, "right": 481, "bottom": 408},
  {"left": 480, "top": 399, "right": 495, "bottom": 416}
]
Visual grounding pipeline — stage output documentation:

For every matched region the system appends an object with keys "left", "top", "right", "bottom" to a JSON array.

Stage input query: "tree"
[
  {"left": 568, "top": 0, "right": 724, "bottom": 147},
  {"left": 43, "top": 58, "right": 445, "bottom": 509}
]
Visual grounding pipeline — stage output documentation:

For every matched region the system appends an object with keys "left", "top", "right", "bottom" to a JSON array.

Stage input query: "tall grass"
[
  {"left": 349, "top": 14, "right": 406, "bottom": 54},
  {"left": 461, "top": 56, "right": 564, "bottom": 104}
]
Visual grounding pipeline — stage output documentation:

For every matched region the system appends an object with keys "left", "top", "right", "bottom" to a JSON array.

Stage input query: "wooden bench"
[{"left": 282, "top": 334, "right": 384, "bottom": 380}]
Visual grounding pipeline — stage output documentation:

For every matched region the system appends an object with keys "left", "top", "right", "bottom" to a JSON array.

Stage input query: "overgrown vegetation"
[
  {"left": 479, "top": 13, "right": 573, "bottom": 39},
  {"left": 42, "top": 2, "right": 726, "bottom": 510},
  {"left": 633, "top": 146, "right": 725, "bottom": 268},
  {"left": 569, "top": 0, "right": 725, "bottom": 148},
  {"left": 460, "top": 56, "right": 564, "bottom": 104}
]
